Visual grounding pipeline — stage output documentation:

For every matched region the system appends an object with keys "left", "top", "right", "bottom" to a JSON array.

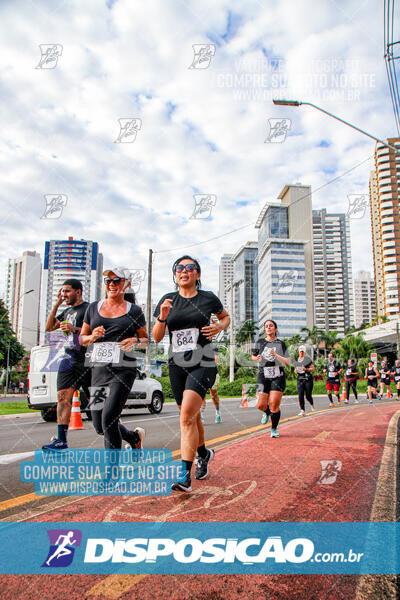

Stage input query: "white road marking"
[{"left": 0, "top": 451, "right": 35, "bottom": 465}]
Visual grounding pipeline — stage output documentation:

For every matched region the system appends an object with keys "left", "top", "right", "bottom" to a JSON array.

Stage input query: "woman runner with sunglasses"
[
  {"left": 80, "top": 268, "right": 148, "bottom": 449},
  {"left": 153, "top": 255, "right": 230, "bottom": 492}
]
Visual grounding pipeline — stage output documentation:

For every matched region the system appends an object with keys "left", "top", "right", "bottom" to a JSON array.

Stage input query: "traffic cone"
[
  {"left": 341, "top": 379, "right": 347, "bottom": 402},
  {"left": 69, "top": 390, "right": 86, "bottom": 430},
  {"left": 240, "top": 384, "right": 249, "bottom": 409}
]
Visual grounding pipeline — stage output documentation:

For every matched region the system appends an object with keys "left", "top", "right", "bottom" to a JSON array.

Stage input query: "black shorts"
[
  {"left": 169, "top": 363, "right": 217, "bottom": 405},
  {"left": 367, "top": 379, "right": 378, "bottom": 388},
  {"left": 382, "top": 378, "right": 391, "bottom": 386},
  {"left": 57, "top": 357, "right": 91, "bottom": 392},
  {"left": 256, "top": 373, "right": 286, "bottom": 394}
]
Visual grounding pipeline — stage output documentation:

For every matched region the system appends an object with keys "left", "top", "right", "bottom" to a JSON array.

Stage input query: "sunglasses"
[
  {"left": 174, "top": 263, "right": 197, "bottom": 273},
  {"left": 104, "top": 277, "right": 124, "bottom": 284}
]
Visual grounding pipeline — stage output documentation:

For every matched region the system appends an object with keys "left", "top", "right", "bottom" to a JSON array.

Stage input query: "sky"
[{"left": 0, "top": 0, "right": 394, "bottom": 307}]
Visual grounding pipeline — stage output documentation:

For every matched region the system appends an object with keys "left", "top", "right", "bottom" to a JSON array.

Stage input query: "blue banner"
[
  {"left": 0, "top": 522, "right": 398, "bottom": 574},
  {"left": 20, "top": 450, "right": 184, "bottom": 496}
]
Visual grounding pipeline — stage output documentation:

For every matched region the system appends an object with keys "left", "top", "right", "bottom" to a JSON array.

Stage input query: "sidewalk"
[{"left": 0, "top": 402, "right": 399, "bottom": 599}]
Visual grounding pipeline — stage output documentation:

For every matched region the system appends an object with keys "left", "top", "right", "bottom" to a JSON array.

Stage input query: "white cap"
[
  {"left": 298, "top": 345, "right": 306, "bottom": 352},
  {"left": 103, "top": 267, "right": 132, "bottom": 284}
]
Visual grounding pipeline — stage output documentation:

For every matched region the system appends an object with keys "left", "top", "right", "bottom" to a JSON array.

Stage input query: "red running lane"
[{"left": 1, "top": 402, "right": 398, "bottom": 600}]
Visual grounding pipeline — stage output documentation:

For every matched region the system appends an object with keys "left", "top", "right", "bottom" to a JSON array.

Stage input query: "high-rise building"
[
  {"left": 5, "top": 251, "right": 41, "bottom": 350},
  {"left": 41, "top": 237, "right": 103, "bottom": 341},
  {"left": 370, "top": 139, "right": 400, "bottom": 317},
  {"left": 219, "top": 254, "right": 234, "bottom": 309},
  {"left": 312, "top": 209, "right": 353, "bottom": 334},
  {"left": 231, "top": 242, "right": 258, "bottom": 328},
  {"left": 353, "top": 270, "right": 376, "bottom": 328},
  {"left": 255, "top": 184, "right": 314, "bottom": 338}
]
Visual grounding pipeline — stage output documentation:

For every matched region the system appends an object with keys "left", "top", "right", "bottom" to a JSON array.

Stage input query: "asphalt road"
[{"left": 0, "top": 393, "right": 371, "bottom": 503}]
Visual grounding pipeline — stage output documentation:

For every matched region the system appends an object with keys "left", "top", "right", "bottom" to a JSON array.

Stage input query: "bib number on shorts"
[
  {"left": 264, "top": 366, "right": 280, "bottom": 379},
  {"left": 171, "top": 328, "right": 199, "bottom": 353},
  {"left": 91, "top": 342, "right": 121, "bottom": 364}
]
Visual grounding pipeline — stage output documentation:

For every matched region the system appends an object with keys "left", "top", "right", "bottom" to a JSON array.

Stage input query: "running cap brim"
[{"left": 103, "top": 267, "right": 132, "bottom": 283}]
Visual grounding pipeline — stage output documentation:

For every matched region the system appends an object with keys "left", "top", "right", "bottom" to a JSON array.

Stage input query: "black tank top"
[{"left": 367, "top": 368, "right": 376, "bottom": 380}]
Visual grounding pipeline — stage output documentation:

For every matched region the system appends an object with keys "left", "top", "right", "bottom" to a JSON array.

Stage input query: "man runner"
[
  {"left": 42, "top": 279, "right": 91, "bottom": 450},
  {"left": 323, "top": 353, "right": 342, "bottom": 407}
]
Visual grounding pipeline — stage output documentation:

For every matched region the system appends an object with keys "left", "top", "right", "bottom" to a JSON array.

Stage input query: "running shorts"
[
  {"left": 169, "top": 364, "right": 217, "bottom": 405},
  {"left": 326, "top": 380, "right": 340, "bottom": 392},
  {"left": 57, "top": 357, "right": 91, "bottom": 392},
  {"left": 367, "top": 379, "right": 378, "bottom": 388},
  {"left": 256, "top": 373, "right": 286, "bottom": 394}
]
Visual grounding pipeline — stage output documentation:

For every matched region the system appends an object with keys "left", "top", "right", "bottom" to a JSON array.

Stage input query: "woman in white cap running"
[
  {"left": 293, "top": 345, "right": 315, "bottom": 416},
  {"left": 80, "top": 267, "right": 148, "bottom": 449}
]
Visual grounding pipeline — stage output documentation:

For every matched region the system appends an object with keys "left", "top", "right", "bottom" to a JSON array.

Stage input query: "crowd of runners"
[{"left": 40, "top": 256, "right": 398, "bottom": 493}]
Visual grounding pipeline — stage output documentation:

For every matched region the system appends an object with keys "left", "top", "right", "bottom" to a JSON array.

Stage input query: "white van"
[{"left": 27, "top": 344, "right": 165, "bottom": 422}]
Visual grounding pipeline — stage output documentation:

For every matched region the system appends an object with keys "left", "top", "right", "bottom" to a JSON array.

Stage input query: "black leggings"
[
  {"left": 297, "top": 378, "right": 314, "bottom": 410},
  {"left": 345, "top": 380, "right": 358, "bottom": 399},
  {"left": 91, "top": 370, "right": 136, "bottom": 449}
]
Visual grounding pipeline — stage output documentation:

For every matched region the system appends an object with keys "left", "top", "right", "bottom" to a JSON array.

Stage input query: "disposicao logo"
[
  {"left": 83, "top": 536, "right": 314, "bottom": 564},
  {"left": 42, "top": 529, "right": 82, "bottom": 568}
]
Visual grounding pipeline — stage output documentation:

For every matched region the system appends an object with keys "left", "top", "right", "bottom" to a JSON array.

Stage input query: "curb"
[{"left": 355, "top": 409, "right": 400, "bottom": 600}]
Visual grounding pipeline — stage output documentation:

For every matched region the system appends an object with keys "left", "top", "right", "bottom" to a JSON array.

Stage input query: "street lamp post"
[
  {"left": 225, "top": 278, "right": 243, "bottom": 383},
  {"left": 272, "top": 99, "right": 400, "bottom": 155}
]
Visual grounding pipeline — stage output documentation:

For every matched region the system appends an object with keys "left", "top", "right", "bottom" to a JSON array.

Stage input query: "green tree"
[
  {"left": 335, "top": 334, "right": 373, "bottom": 364},
  {"left": 320, "top": 330, "right": 341, "bottom": 358},
  {"left": 371, "top": 315, "right": 389, "bottom": 326},
  {"left": 0, "top": 300, "right": 25, "bottom": 371},
  {"left": 300, "top": 326, "right": 325, "bottom": 359}
]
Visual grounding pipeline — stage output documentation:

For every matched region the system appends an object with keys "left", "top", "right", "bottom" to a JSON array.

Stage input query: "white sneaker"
[
  {"left": 298, "top": 410, "right": 305, "bottom": 416},
  {"left": 311, "top": 406, "right": 315, "bottom": 411}
]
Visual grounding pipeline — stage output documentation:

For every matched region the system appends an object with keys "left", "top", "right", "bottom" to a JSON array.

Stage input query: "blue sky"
[{"left": 0, "top": 0, "right": 390, "bottom": 305}]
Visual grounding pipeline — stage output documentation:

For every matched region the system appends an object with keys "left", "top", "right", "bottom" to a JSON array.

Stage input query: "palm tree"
[
  {"left": 371, "top": 315, "right": 389, "bottom": 326},
  {"left": 300, "top": 326, "right": 324, "bottom": 359},
  {"left": 320, "top": 330, "right": 341, "bottom": 358},
  {"left": 236, "top": 320, "right": 257, "bottom": 353},
  {"left": 335, "top": 334, "right": 373, "bottom": 364}
]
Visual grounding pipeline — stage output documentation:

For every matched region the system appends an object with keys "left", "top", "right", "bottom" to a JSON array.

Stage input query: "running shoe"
[
  {"left": 172, "top": 472, "right": 192, "bottom": 492},
  {"left": 338, "top": 399, "right": 342, "bottom": 406},
  {"left": 261, "top": 413, "right": 269, "bottom": 425},
  {"left": 42, "top": 438, "right": 68, "bottom": 450},
  {"left": 270, "top": 428, "right": 280, "bottom": 438},
  {"left": 298, "top": 410, "right": 305, "bottom": 416},
  {"left": 200, "top": 413, "right": 205, "bottom": 424},
  {"left": 311, "top": 406, "right": 315, "bottom": 411},
  {"left": 344, "top": 399, "right": 349, "bottom": 404},
  {"left": 354, "top": 399, "right": 359, "bottom": 403},
  {"left": 369, "top": 399, "right": 373, "bottom": 405},
  {"left": 124, "top": 427, "right": 145, "bottom": 450},
  {"left": 329, "top": 402, "right": 335, "bottom": 407},
  {"left": 215, "top": 412, "right": 222, "bottom": 423},
  {"left": 195, "top": 449, "right": 215, "bottom": 480}
]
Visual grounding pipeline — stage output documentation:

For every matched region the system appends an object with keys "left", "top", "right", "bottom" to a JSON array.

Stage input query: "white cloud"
[{"left": 0, "top": 0, "right": 392, "bottom": 312}]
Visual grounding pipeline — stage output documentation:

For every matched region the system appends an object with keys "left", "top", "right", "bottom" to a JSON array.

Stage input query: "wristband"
[{"left": 157, "top": 317, "right": 167, "bottom": 323}]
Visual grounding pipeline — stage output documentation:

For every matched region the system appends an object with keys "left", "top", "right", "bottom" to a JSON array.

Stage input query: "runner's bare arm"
[
  {"left": 79, "top": 323, "right": 105, "bottom": 346},
  {"left": 119, "top": 326, "right": 149, "bottom": 351},
  {"left": 45, "top": 289, "right": 63, "bottom": 332},
  {"left": 201, "top": 309, "right": 230, "bottom": 340},
  {"left": 153, "top": 298, "right": 173, "bottom": 342}
]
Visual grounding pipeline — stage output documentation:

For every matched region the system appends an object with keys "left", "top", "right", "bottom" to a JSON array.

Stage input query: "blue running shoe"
[
  {"left": 261, "top": 413, "right": 269, "bottom": 425},
  {"left": 270, "top": 428, "right": 280, "bottom": 438},
  {"left": 42, "top": 438, "right": 68, "bottom": 450},
  {"left": 215, "top": 412, "right": 221, "bottom": 423}
]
